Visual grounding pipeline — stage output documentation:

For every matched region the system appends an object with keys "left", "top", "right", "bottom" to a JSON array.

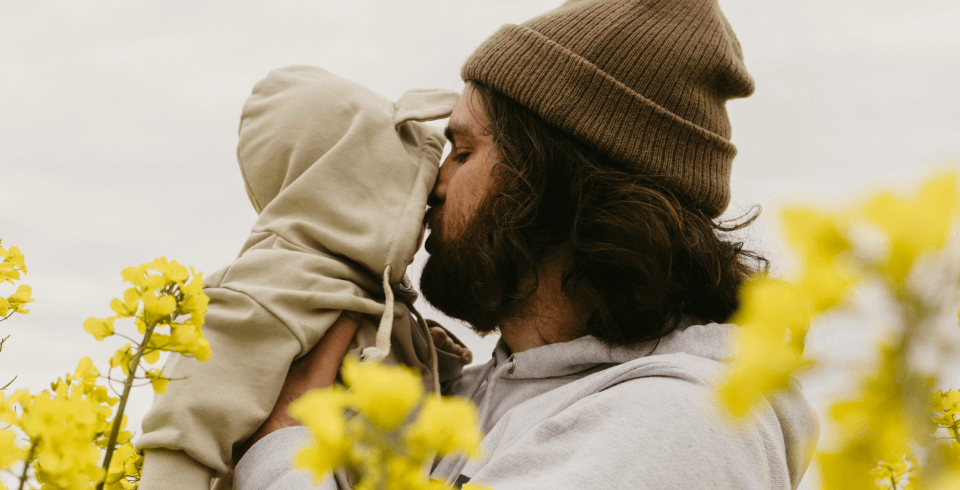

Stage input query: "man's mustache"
[{"left": 423, "top": 205, "right": 441, "bottom": 229}]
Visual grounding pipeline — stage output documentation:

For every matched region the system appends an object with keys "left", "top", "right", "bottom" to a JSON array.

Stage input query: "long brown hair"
[{"left": 468, "top": 82, "right": 769, "bottom": 346}]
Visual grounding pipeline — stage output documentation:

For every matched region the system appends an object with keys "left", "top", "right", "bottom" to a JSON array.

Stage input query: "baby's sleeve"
[{"left": 136, "top": 244, "right": 389, "bottom": 490}]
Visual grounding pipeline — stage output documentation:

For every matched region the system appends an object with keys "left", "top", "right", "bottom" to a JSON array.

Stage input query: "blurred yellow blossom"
[
  {"left": 342, "top": 356, "right": 424, "bottom": 431},
  {"left": 715, "top": 168, "right": 960, "bottom": 489},
  {"left": 780, "top": 206, "right": 850, "bottom": 265},
  {"left": 289, "top": 387, "right": 352, "bottom": 482},
  {"left": 858, "top": 171, "right": 960, "bottom": 284},
  {"left": 718, "top": 277, "right": 815, "bottom": 417},
  {"left": 404, "top": 396, "right": 483, "bottom": 459},
  {"left": 291, "top": 357, "right": 485, "bottom": 490},
  {"left": 0, "top": 427, "right": 24, "bottom": 468}
]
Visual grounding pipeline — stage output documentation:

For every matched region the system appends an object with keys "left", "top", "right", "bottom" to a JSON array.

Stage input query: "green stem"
[
  {"left": 95, "top": 321, "right": 157, "bottom": 490},
  {"left": 18, "top": 439, "right": 38, "bottom": 490}
]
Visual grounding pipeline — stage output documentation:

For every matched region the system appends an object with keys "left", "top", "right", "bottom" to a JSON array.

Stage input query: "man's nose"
[{"left": 429, "top": 151, "right": 456, "bottom": 206}]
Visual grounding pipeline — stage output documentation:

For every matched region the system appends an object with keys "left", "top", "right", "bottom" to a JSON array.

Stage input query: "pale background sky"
[{"left": 1, "top": 1, "right": 959, "bottom": 488}]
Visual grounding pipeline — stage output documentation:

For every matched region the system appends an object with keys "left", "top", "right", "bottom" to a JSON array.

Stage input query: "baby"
[{"left": 135, "top": 66, "right": 468, "bottom": 490}]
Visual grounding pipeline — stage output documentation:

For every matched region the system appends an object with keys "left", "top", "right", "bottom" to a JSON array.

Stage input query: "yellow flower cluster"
[
  {"left": 103, "top": 443, "right": 144, "bottom": 490},
  {"left": 817, "top": 344, "right": 925, "bottom": 490},
  {"left": 84, "top": 257, "right": 211, "bottom": 394},
  {"left": 0, "top": 358, "right": 131, "bottom": 490},
  {"left": 933, "top": 390, "right": 960, "bottom": 443},
  {"left": 0, "top": 239, "right": 34, "bottom": 318},
  {"left": 718, "top": 202, "right": 863, "bottom": 416},
  {"left": 716, "top": 169, "right": 960, "bottom": 489},
  {"left": 290, "top": 356, "right": 487, "bottom": 490},
  {"left": 0, "top": 253, "right": 208, "bottom": 490},
  {"left": 871, "top": 451, "right": 918, "bottom": 490}
]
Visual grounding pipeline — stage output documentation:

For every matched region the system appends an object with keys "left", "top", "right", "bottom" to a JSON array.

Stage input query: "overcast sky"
[{"left": 2, "top": 1, "right": 959, "bottom": 487}]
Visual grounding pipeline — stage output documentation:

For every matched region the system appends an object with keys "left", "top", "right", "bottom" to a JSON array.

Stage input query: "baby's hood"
[
  {"left": 237, "top": 65, "right": 458, "bottom": 285},
  {"left": 236, "top": 66, "right": 458, "bottom": 362}
]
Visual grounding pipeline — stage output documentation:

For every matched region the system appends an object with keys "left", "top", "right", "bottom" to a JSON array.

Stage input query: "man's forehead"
[
  {"left": 444, "top": 120, "right": 470, "bottom": 144},
  {"left": 445, "top": 91, "right": 483, "bottom": 143}
]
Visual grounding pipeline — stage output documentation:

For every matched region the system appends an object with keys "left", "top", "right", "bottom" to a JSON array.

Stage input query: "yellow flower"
[
  {"left": 83, "top": 316, "right": 116, "bottom": 341},
  {"left": 68, "top": 357, "right": 101, "bottom": 393},
  {"left": 8, "top": 384, "right": 112, "bottom": 489},
  {"left": 180, "top": 287, "right": 210, "bottom": 325},
  {"left": 1, "top": 245, "right": 26, "bottom": 274},
  {"left": 6, "top": 284, "right": 34, "bottom": 314},
  {"left": 289, "top": 387, "right": 352, "bottom": 482},
  {"left": 0, "top": 427, "right": 24, "bottom": 468},
  {"left": 404, "top": 396, "right": 483, "bottom": 459},
  {"left": 145, "top": 368, "right": 169, "bottom": 395},
  {"left": 110, "top": 344, "right": 135, "bottom": 375},
  {"left": 342, "top": 356, "right": 424, "bottom": 431},
  {"left": 382, "top": 455, "right": 450, "bottom": 490},
  {"left": 152, "top": 257, "right": 189, "bottom": 285},
  {"left": 0, "top": 261, "right": 20, "bottom": 284},
  {"left": 780, "top": 206, "right": 850, "bottom": 264},
  {"left": 109, "top": 288, "right": 141, "bottom": 318},
  {"left": 718, "top": 321, "right": 814, "bottom": 417},
  {"left": 169, "top": 322, "right": 212, "bottom": 361},
  {"left": 104, "top": 442, "right": 143, "bottom": 490},
  {"left": 729, "top": 276, "right": 813, "bottom": 339},
  {"left": 141, "top": 289, "right": 177, "bottom": 319},
  {"left": 872, "top": 451, "right": 916, "bottom": 490},
  {"left": 718, "top": 276, "right": 816, "bottom": 417},
  {"left": 183, "top": 269, "right": 204, "bottom": 295},
  {"left": 794, "top": 258, "right": 858, "bottom": 314},
  {"left": 932, "top": 390, "right": 960, "bottom": 441},
  {"left": 858, "top": 170, "right": 960, "bottom": 284},
  {"left": 120, "top": 265, "right": 148, "bottom": 288}
]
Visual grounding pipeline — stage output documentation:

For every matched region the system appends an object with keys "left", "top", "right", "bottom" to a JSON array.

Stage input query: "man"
[{"left": 236, "top": 0, "right": 820, "bottom": 488}]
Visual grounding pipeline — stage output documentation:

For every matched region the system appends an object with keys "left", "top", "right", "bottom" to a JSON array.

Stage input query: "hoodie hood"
[
  {"left": 237, "top": 65, "right": 459, "bottom": 284},
  {"left": 235, "top": 66, "right": 458, "bottom": 362}
]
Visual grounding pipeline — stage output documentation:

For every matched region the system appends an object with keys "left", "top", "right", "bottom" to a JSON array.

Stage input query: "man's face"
[
  {"left": 420, "top": 85, "right": 504, "bottom": 332},
  {"left": 426, "top": 85, "right": 498, "bottom": 246}
]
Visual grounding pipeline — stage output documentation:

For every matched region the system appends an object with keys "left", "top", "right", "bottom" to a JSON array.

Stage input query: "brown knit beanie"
[{"left": 462, "top": 0, "right": 754, "bottom": 218}]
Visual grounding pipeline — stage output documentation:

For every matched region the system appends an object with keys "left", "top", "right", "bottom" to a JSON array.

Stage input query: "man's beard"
[{"left": 419, "top": 194, "right": 509, "bottom": 335}]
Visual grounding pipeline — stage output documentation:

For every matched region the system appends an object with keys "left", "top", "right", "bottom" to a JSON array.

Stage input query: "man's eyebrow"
[{"left": 444, "top": 123, "right": 469, "bottom": 145}]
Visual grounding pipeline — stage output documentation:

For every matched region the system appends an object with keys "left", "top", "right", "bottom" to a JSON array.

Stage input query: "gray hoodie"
[{"left": 235, "top": 321, "right": 820, "bottom": 489}]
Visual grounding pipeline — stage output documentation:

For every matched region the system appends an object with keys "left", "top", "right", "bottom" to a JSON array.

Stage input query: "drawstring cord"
[{"left": 360, "top": 265, "right": 394, "bottom": 363}]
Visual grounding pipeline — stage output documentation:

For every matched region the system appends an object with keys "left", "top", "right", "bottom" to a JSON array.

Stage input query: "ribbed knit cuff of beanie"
[{"left": 461, "top": 0, "right": 755, "bottom": 219}]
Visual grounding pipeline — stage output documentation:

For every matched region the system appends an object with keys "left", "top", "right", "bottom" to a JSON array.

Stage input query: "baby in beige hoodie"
[{"left": 135, "top": 66, "right": 465, "bottom": 489}]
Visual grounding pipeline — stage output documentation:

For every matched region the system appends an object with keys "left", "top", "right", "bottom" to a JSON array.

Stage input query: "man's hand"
[
  {"left": 233, "top": 310, "right": 361, "bottom": 465},
  {"left": 430, "top": 326, "right": 472, "bottom": 365}
]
